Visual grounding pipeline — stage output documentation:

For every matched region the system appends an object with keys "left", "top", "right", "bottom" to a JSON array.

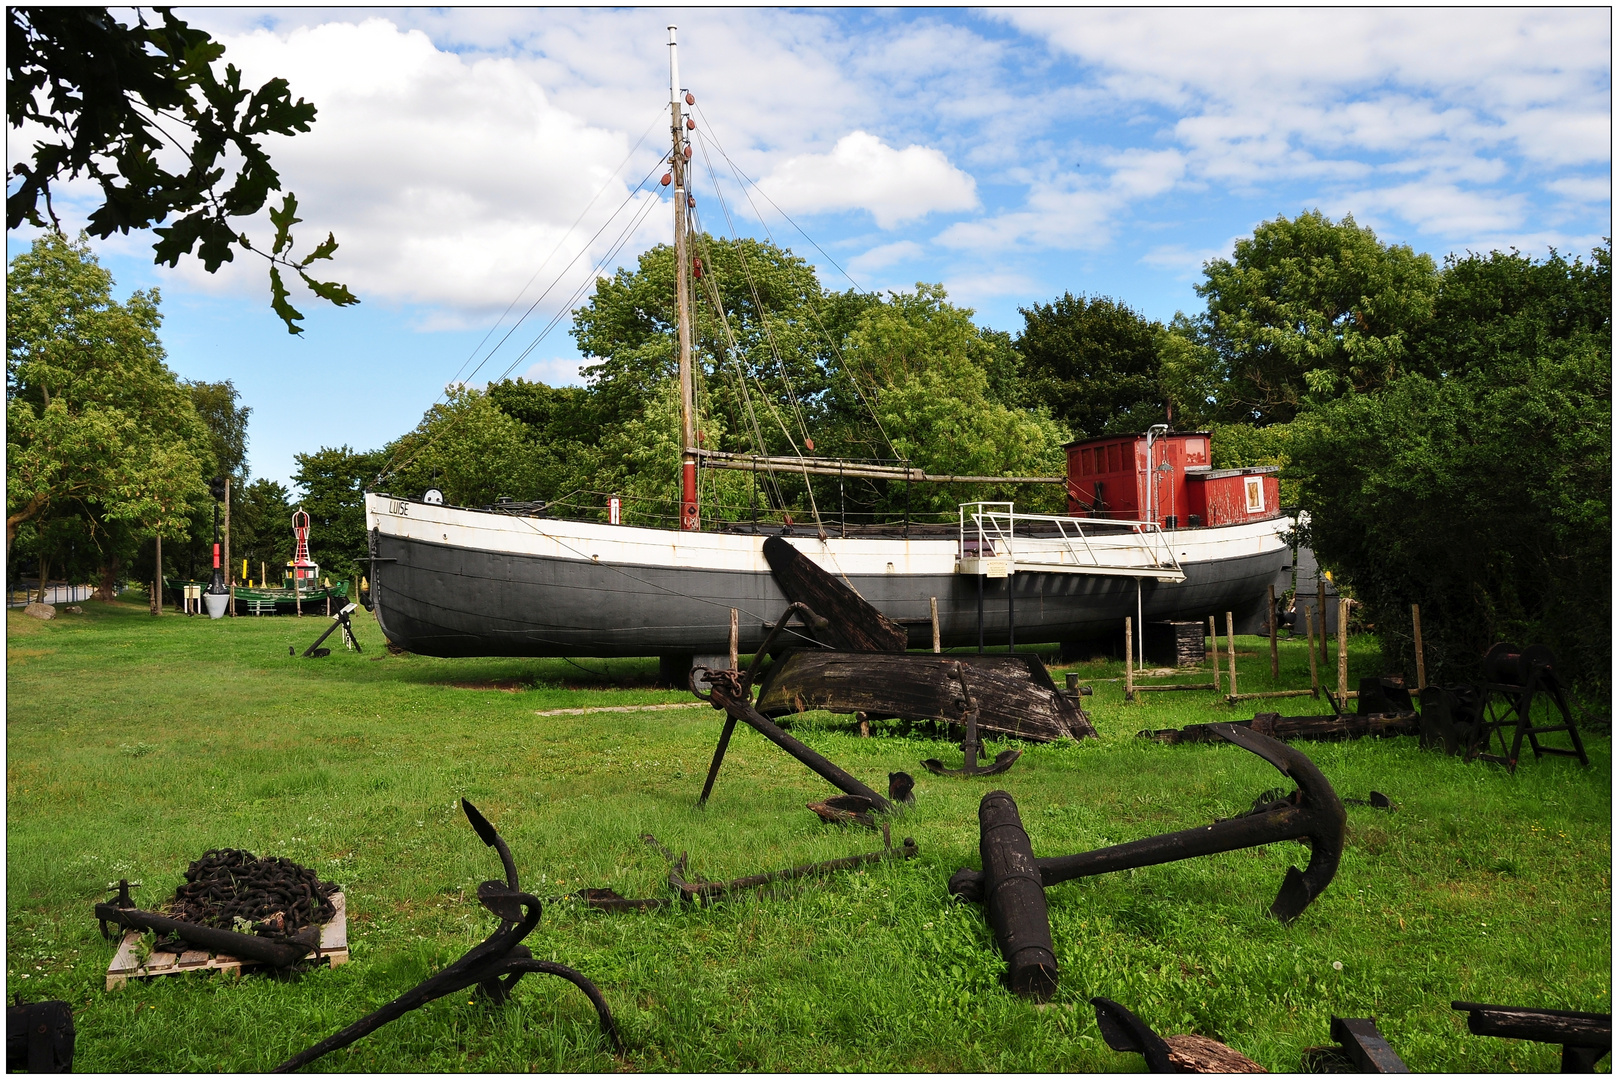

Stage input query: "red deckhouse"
[{"left": 1064, "top": 431, "right": 1282, "bottom": 528}]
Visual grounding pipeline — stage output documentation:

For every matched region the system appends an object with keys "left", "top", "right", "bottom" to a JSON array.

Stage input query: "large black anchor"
[
  {"left": 274, "top": 800, "right": 621, "bottom": 1072},
  {"left": 948, "top": 724, "right": 1344, "bottom": 999},
  {"left": 693, "top": 602, "right": 903, "bottom": 814}
]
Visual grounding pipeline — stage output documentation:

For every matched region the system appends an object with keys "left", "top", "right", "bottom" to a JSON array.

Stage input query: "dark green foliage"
[
  {"left": 1290, "top": 244, "right": 1611, "bottom": 699},
  {"left": 291, "top": 446, "right": 381, "bottom": 580},
  {"left": 185, "top": 380, "right": 250, "bottom": 483},
  {"left": 232, "top": 478, "right": 294, "bottom": 584},
  {"left": 1014, "top": 292, "right": 1165, "bottom": 438},
  {"left": 1173, "top": 211, "right": 1438, "bottom": 425},
  {"left": 6, "top": 8, "right": 356, "bottom": 334}
]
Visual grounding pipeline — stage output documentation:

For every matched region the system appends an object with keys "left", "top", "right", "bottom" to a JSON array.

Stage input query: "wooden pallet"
[{"left": 106, "top": 892, "right": 348, "bottom": 990}]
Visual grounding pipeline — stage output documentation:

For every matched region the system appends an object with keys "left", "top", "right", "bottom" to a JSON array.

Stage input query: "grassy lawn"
[{"left": 7, "top": 596, "right": 1609, "bottom": 1072}]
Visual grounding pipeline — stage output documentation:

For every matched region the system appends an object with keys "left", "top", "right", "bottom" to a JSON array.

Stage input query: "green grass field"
[{"left": 7, "top": 596, "right": 1610, "bottom": 1072}]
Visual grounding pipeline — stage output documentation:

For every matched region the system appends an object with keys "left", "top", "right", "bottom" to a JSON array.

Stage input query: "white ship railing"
[{"left": 957, "top": 502, "right": 1186, "bottom": 581}]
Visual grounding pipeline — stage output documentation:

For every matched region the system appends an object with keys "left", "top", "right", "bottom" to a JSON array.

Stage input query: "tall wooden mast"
[{"left": 669, "top": 26, "right": 699, "bottom": 531}]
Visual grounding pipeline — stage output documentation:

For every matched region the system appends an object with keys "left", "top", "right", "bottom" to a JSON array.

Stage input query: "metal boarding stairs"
[{"left": 956, "top": 502, "right": 1186, "bottom": 582}]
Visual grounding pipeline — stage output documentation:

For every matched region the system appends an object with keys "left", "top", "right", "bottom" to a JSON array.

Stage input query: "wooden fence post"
[
  {"left": 1412, "top": 603, "right": 1426, "bottom": 690},
  {"left": 1305, "top": 606, "right": 1319, "bottom": 698},
  {"left": 1318, "top": 577, "right": 1328, "bottom": 668},
  {"left": 729, "top": 608, "right": 740, "bottom": 670},
  {"left": 1207, "top": 615, "right": 1220, "bottom": 694},
  {"left": 930, "top": 597, "right": 941, "bottom": 654},
  {"left": 1337, "top": 597, "right": 1351, "bottom": 703},
  {"left": 1124, "top": 616, "right": 1134, "bottom": 702},
  {"left": 1225, "top": 610, "right": 1237, "bottom": 699}
]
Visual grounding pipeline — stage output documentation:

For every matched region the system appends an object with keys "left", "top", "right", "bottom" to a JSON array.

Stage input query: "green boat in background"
[{"left": 160, "top": 507, "right": 354, "bottom": 615}]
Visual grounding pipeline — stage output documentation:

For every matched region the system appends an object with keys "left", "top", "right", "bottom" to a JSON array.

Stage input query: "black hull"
[{"left": 370, "top": 532, "right": 1285, "bottom": 659}]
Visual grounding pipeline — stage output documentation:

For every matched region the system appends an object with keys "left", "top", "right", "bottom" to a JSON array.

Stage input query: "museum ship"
[{"left": 361, "top": 28, "right": 1290, "bottom": 663}]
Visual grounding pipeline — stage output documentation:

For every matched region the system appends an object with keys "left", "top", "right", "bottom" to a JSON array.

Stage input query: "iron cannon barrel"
[{"left": 1034, "top": 805, "right": 1317, "bottom": 887}]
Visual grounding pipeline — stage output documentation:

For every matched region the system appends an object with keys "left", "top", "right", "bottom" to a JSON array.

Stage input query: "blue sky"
[{"left": 9, "top": 7, "right": 1610, "bottom": 491}]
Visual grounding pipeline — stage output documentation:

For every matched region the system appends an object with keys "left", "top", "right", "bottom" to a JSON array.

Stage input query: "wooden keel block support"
[{"left": 976, "top": 789, "right": 1057, "bottom": 1000}]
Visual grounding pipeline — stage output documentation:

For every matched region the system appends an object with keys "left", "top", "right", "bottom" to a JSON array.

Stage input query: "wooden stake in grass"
[
  {"left": 930, "top": 597, "right": 941, "bottom": 654},
  {"left": 1268, "top": 584, "right": 1279, "bottom": 680},
  {"left": 1225, "top": 611, "right": 1237, "bottom": 699},
  {"left": 1124, "top": 616, "right": 1134, "bottom": 702},
  {"left": 1208, "top": 615, "right": 1220, "bottom": 694},
  {"left": 1412, "top": 603, "right": 1426, "bottom": 690},
  {"left": 1304, "top": 606, "right": 1319, "bottom": 698},
  {"left": 1337, "top": 597, "right": 1351, "bottom": 704},
  {"left": 1318, "top": 577, "right": 1329, "bottom": 668},
  {"left": 152, "top": 532, "right": 162, "bottom": 617},
  {"left": 729, "top": 608, "right": 740, "bottom": 670}
]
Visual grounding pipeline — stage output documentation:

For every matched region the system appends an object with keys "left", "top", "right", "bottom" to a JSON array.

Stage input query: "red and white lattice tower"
[{"left": 290, "top": 508, "right": 316, "bottom": 582}]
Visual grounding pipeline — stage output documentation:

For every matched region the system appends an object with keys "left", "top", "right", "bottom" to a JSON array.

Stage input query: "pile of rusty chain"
[{"left": 165, "top": 849, "right": 338, "bottom": 933}]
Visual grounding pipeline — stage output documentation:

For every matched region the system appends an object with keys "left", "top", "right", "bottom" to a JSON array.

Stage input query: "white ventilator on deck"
[{"left": 956, "top": 502, "right": 1186, "bottom": 582}]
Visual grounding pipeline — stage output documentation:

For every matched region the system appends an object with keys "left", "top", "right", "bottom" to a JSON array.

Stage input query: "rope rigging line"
[
  {"left": 689, "top": 227, "right": 791, "bottom": 514},
  {"left": 690, "top": 118, "right": 899, "bottom": 463},
  {"left": 444, "top": 111, "right": 663, "bottom": 392},
  {"left": 686, "top": 189, "right": 824, "bottom": 532},
  {"left": 375, "top": 115, "right": 665, "bottom": 487},
  {"left": 374, "top": 162, "right": 667, "bottom": 488}
]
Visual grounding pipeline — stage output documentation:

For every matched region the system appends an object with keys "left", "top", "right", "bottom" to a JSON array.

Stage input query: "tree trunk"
[
  {"left": 151, "top": 533, "right": 162, "bottom": 616},
  {"left": 36, "top": 549, "right": 51, "bottom": 606},
  {"left": 97, "top": 556, "right": 122, "bottom": 602}
]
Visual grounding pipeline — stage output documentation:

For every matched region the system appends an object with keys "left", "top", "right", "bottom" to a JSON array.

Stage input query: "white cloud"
[
  {"left": 847, "top": 240, "right": 925, "bottom": 275},
  {"left": 522, "top": 358, "right": 588, "bottom": 387},
  {"left": 1332, "top": 183, "right": 1529, "bottom": 238},
  {"left": 1544, "top": 176, "right": 1612, "bottom": 203},
  {"left": 757, "top": 132, "right": 978, "bottom": 229},
  {"left": 143, "top": 18, "right": 670, "bottom": 322},
  {"left": 1138, "top": 244, "right": 1231, "bottom": 281}
]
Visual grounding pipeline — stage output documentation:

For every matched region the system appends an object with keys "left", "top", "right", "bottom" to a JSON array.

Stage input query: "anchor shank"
[
  {"left": 709, "top": 684, "right": 890, "bottom": 810},
  {"left": 1036, "top": 805, "right": 1315, "bottom": 887}
]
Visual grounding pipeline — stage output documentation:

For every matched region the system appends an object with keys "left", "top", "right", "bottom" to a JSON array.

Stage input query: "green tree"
[
  {"left": 7, "top": 7, "right": 357, "bottom": 333},
  {"left": 186, "top": 379, "right": 250, "bottom": 483},
  {"left": 6, "top": 231, "right": 211, "bottom": 592},
  {"left": 382, "top": 387, "right": 544, "bottom": 509},
  {"left": 291, "top": 446, "right": 381, "bottom": 581},
  {"left": 841, "top": 284, "right": 1069, "bottom": 517},
  {"left": 1289, "top": 243, "right": 1610, "bottom": 698},
  {"left": 232, "top": 478, "right": 293, "bottom": 585},
  {"left": 1014, "top": 292, "right": 1165, "bottom": 438},
  {"left": 1183, "top": 210, "right": 1439, "bottom": 424}
]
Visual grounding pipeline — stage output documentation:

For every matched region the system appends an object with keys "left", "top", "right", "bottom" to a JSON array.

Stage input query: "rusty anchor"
[
  {"left": 565, "top": 828, "right": 918, "bottom": 911},
  {"left": 950, "top": 724, "right": 1344, "bottom": 927},
  {"left": 692, "top": 602, "right": 907, "bottom": 813},
  {"left": 274, "top": 800, "right": 620, "bottom": 1072},
  {"left": 300, "top": 602, "right": 362, "bottom": 657},
  {"left": 920, "top": 662, "right": 1022, "bottom": 778}
]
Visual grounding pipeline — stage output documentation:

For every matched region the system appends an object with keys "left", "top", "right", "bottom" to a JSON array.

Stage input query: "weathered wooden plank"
[
  {"left": 1453, "top": 1002, "right": 1611, "bottom": 1047},
  {"left": 762, "top": 536, "right": 908, "bottom": 652},
  {"left": 754, "top": 649, "right": 1095, "bottom": 741},
  {"left": 320, "top": 892, "right": 348, "bottom": 953},
  {"left": 104, "top": 892, "right": 349, "bottom": 988}
]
